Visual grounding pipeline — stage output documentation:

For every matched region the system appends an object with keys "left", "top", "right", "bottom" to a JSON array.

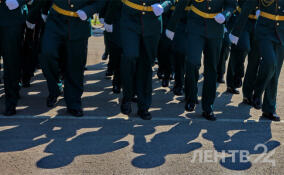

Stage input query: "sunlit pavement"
[{"left": 0, "top": 36, "right": 283, "bottom": 175}]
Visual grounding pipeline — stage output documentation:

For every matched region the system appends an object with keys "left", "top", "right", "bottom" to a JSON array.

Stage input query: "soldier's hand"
[
  {"left": 77, "top": 10, "right": 88, "bottom": 21},
  {"left": 166, "top": 29, "right": 175, "bottom": 41},
  {"left": 41, "top": 14, "right": 47, "bottom": 23},
  {"left": 26, "top": 21, "right": 36, "bottom": 30},
  {"left": 229, "top": 33, "right": 239, "bottom": 45},
  {"left": 99, "top": 18, "right": 105, "bottom": 24},
  {"left": 151, "top": 4, "right": 164, "bottom": 16},
  {"left": 256, "top": 10, "right": 261, "bottom": 19},
  {"left": 105, "top": 23, "right": 113, "bottom": 33},
  {"left": 5, "top": 0, "right": 19, "bottom": 10},
  {"left": 214, "top": 13, "right": 225, "bottom": 24}
]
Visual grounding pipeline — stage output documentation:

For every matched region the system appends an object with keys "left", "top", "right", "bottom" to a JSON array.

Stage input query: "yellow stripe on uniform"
[
  {"left": 190, "top": 5, "right": 219, "bottom": 19},
  {"left": 121, "top": 0, "right": 153, "bottom": 12},
  {"left": 260, "top": 11, "right": 284, "bottom": 21},
  {"left": 52, "top": 4, "right": 79, "bottom": 17},
  {"left": 170, "top": 6, "right": 191, "bottom": 11}
]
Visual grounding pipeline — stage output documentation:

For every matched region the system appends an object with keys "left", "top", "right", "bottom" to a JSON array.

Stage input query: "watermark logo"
[{"left": 191, "top": 144, "right": 276, "bottom": 166}]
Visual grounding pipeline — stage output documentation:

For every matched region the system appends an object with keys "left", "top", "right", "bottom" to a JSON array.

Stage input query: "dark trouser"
[
  {"left": 226, "top": 30, "right": 251, "bottom": 88},
  {"left": 242, "top": 38, "right": 261, "bottom": 99},
  {"left": 0, "top": 25, "right": 23, "bottom": 108},
  {"left": 185, "top": 34, "right": 222, "bottom": 113},
  {"left": 40, "top": 27, "right": 88, "bottom": 110},
  {"left": 173, "top": 51, "right": 185, "bottom": 87},
  {"left": 157, "top": 36, "right": 173, "bottom": 79},
  {"left": 254, "top": 39, "right": 284, "bottom": 113},
  {"left": 21, "top": 22, "right": 45, "bottom": 83},
  {"left": 104, "top": 32, "right": 113, "bottom": 71},
  {"left": 121, "top": 29, "right": 159, "bottom": 111},
  {"left": 217, "top": 33, "right": 230, "bottom": 77},
  {"left": 109, "top": 39, "right": 122, "bottom": 87}
]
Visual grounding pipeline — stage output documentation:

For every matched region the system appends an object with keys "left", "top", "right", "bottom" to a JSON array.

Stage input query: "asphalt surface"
[{"left": 0, "top": 34, "right": 283, "bottom": 175}]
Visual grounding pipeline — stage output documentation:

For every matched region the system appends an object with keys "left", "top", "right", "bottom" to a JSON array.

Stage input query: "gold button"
[
  {"left": 70, "top": 4, "right": 74, "bottom": 8},
  {"left": 279, "top": 6, "right": 281, "bottom": 9},
  {"left": 142, "top": 12, "right": 145, "bottom": 15},
  {"left": 208, "top": 7, "right": 211, "bottom": 10},
  {"left": 277, "top": 22, "right": 280, "bottom": 26},
  {"left": 143, "top": 3, "right": 146, "bottom": 6}
]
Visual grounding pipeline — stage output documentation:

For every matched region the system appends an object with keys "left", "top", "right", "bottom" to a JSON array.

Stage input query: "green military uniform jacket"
[
  {"left": 0, "top": 0, "right": 28, "bottom": 26},
  {"left": 232, "top": 0, "right": 284, "bottom": 45},
  {"left": 105, "top": 0, "right": 174, "bottom": 36},
  {"left": 28, "top": 0, "right": 106, "bottom": 40},
  {"left": 168, "top": 0, "right": 236, "bottom": 39}
]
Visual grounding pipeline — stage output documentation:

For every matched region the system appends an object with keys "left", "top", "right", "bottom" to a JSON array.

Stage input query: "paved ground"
[{"left": 0, "top": 32, "right": 284, "bottom": 175}]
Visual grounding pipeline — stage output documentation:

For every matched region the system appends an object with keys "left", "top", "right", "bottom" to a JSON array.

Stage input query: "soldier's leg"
[
  {"left": 217, "top": 34, "right": 230, "bottom": 83},
  {"left": 253, "top": 40, "right": 278, "bottom": 101},
  {"left": 40, "top": 28, "right": 63, "bottom": 101},
  {"left": 105, "top": 32, "right": 113, "bottom": 76},
  {"left": 184, "top": 34, "right": 205, "bottom": 111},
  {"left": 202, "top": 37, "right": 222, "bottom": 113},
  {"left": 226, "top": 31, "right": 249, "bottom": 92},
  {"left": 64, "top": 39, "right": 88, "bottom": 112},
  {"left": 242, "top": 39, "right": 261, "bottom": 100},
  {"left": 262, "top": 44, "right": 284, "bottom": 114},
  {"left": 0, "top": 25, "right": 23, "bottom": 114},
  {"left": 136, "top": 34, "right": 160, "bottom": 115},
  {"left": 110, "top": 41, "right": 122, "bottom": 94},
  {"left": 120, "top": 28, "right": 140, "bottom": 114},
  {"left": 173, "top": 51, "right": 185, "bottom": 95}
]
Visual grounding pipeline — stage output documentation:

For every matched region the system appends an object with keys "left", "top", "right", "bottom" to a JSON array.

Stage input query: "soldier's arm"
[
  {"left": 104, "top": 0, "right": 122, "bottom": 24},
  {"left": 222, "top": 0, "right": 237, "bottom": 22},
  {"left": 167, "top": 0, "right": 190, "bottom": 32},
  {"left": 81, "top": 0, "right": 108, "bottom": 19},
  {"left": 160, "top": 0, "right": 175, "bottom": 13},
  {"left": 27, "top": 0, "right": 51, "bottom": 24},
  {"left": 231, "top": 0, "right": 258, "bottom": 37}
]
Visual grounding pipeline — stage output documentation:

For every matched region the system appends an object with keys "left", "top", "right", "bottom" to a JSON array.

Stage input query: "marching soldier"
[
  {"left": 0, "top": 0, "right": 31, "bottom": 116},
  {"left": 166, "top": 0, "right": 236, "bottom": 120},
  {"left": 226, "top": 1, "right": 259, "bottom": 94},
  {"left": 28, "top": 0, "right": 106, "bottom": 117},
  {"left": 230, "top": 0, "right": 284, "bottom": 121},
  {"left": 105, "top": 0, "right": 174, "bottom": 120}
]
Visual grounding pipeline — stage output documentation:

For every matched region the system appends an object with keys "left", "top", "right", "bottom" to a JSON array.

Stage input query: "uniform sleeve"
[
  {"left": 27, "top": 0, "right": 51, "bottom": 23},
  {"left": 104, "top": 0, "right": 122, "bottom": 24},
  {"left": 231, "top": 0, "right": 258, "bottom": 37},
  {"left": 81, "top": 0, "right": 108, "bottom": 18},
  {"left": 161, "top": 0, "right": 175, "bottom": 13},
  {"left": 222, "top": 0, "right": 237, "bottom": 22},
  {"left": 167, "top": 0, "right": 190, "bottom": 32}
]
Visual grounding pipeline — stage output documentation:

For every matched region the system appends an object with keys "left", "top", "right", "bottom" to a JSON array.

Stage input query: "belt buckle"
[{"left": 276, "top": 15, "right": 279, "bottom": 21}]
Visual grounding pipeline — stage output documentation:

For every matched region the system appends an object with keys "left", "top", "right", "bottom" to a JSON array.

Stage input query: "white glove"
[
  {"left": 151, "top": 3, "right": 164, "bottom": 16},
  {"left": 256, "top": 10, "right": 261, "bottom": 19},
  {"left": 41, "top": 14, "right": 47, "bottom": 23},
  {"left": 166, "top": 29, "right": 175, "bottom": 40},
  {"left": 105, "top": 23, "right": 113, "bottom": 33},
  {"left": 26, "top": 21, "right": 36, "bottom": 30},
  {"left": 229, "top": 33, "right": 239, "bottom": 45},
  {"left": 27, "top": 0, "right": 34, "bottom": 5},
  {"left": 77, "top": 10, "right": 87, "bottom": 21},
  {"left": 5, "top": 0, "right": 19, "bottom": 10},
  {"left": 99, "top": 18, "right": 105, "bottom": 24},
  {"left": 214, "top": 13, "right": 225, "bottom": 24}
]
